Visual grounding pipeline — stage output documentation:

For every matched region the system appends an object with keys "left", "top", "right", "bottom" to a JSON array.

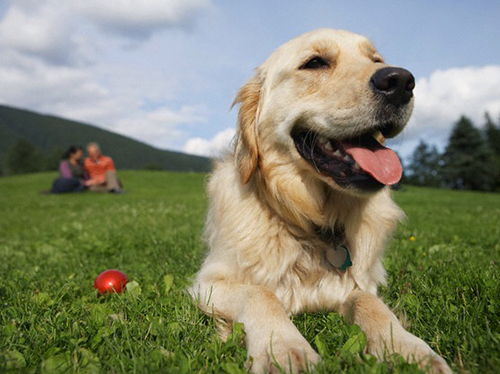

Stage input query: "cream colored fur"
[{"left": 190, "top": 29, "right": 451, "bottom": 374}]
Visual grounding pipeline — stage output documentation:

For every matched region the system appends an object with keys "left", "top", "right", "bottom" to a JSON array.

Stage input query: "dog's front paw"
[
  {"left": 371, "top": 331, "right": 452, "bottom": 374},
  {"left": 425, "top": 354, "right": 452, "bottom": 374},
  {"left": 409, "top": 349, "right": 452, "bottom": 374},
  {"left": 404, "top": 337, "right": 452, "bottom": 374},
  {"left": 246, "top": 336, "right": 320, "bottom": 374}
]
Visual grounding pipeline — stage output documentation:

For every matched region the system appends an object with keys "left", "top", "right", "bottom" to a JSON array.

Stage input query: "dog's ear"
[{"left": 233, "top": 74, "right": 262, "bottom": 184}]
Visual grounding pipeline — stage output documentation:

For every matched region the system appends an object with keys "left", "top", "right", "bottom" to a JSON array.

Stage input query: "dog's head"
[{"left": 234, "top": 29, "right": 414, "bottom": 195}]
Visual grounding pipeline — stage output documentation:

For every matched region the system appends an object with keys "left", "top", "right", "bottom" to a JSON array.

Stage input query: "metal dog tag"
[{"left": 326, "top": 243, "right": 352, "bottom": 271}]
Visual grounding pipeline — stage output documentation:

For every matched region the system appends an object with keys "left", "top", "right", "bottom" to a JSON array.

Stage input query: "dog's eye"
[{"left": 300, "top": 56, "right": 329, "bottom": 70}]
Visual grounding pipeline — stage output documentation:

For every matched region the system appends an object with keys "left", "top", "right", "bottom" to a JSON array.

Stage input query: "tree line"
[
  {"left": 1, "top": 139, "right": 166, "bottom": 176},
  {"left": 1, "top": 139, "right": 62, "bottom": 176},
  {"left": 3, "top": 113, "right": 500, "bottom": 193},
  {"left": 406, "top": 113, "right": 500, "bottom": 192}
]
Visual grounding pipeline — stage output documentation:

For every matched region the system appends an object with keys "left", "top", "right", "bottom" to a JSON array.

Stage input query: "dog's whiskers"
[{"left": 305, "top": 130, "right": 321, "bottom": 174}]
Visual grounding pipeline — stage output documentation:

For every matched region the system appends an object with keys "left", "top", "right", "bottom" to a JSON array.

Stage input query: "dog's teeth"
[
  {"left": 343, "top": 155, "right": 350, "bottom": 162},
  {"left": 372, "top": 130, "right": 385, "bottom": 145},
  {"left": 318, "top": 136, "right": 328, "bottom": 144},
  {"left": 324, "top": 141, "right": 333, "bottom": 151},
  {"left": 353, "top": 162, "right": 360, "bottom": 171},
  {"left": 333, "top": 150, "right": 342, "bottom": 157}
]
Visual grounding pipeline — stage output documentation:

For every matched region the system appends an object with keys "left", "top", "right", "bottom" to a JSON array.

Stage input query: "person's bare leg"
[
  {"left": 105, "top": 170, "right": 121, "bottom": 192},
  {"left": 88, "top": 184, "right": 108, "bottom": 193},
  {"left": 342, "top": 290, "right": 451, "bottom": 373}
]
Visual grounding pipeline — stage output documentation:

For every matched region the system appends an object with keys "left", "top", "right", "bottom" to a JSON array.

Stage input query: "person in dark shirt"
[{"left": 50, "top": 146, "right": 87, "bottom": 193}]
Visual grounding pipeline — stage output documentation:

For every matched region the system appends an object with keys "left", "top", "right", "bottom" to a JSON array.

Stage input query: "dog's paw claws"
[
  {"left": 246, "top": 339, "right": 320, "bottom": 374},
  {"left": 424, "top": 354, "right": 452, "bottom": 374},
  {"left": 404, "top": 344, "right": 452, "bottom": 374}
]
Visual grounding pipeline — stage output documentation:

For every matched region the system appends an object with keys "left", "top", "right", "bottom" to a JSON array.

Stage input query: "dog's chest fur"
[{"left": 200, "top": 159, "right": 404, "bottom": 314}]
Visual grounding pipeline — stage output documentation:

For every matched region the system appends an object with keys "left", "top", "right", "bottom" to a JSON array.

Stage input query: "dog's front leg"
[
  {"left": 198, "top": 282, "right": 319, "bottom": 374},
  {"left": 342, "top": 290, "right": 451, "bottom": 373}
]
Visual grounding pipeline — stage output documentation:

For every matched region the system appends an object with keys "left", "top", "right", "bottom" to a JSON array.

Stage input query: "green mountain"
[{"left": 0, "top": 104, "right": 211, "bottom": 173}]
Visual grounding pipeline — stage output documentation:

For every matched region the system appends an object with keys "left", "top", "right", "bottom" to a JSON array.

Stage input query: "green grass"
[{"left": 0, "top": 171, "right": 499, "bottom": 373}]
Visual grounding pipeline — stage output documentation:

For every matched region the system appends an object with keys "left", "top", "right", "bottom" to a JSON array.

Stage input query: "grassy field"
[{"left": 0, "top": 171, "right": 499, "bottom": 373}]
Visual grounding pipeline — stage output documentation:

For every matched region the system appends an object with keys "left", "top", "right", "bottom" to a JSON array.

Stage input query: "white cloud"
[
  {"left": 0, "top": 49, "right": 209, "bottom": 150},
  {"left": 0, "top": 0, "right": 212, "bottom": 151},
  {"left": 0, "top": 1, "right": 87, "bottom": 65},
  {"left": 0, "top": 52, "right": 108, "bottom": 111},
  {"left": 409, "top": 65, "right": 500, "bottom": 135},
  {"left": 0, "top": 0, "right": 212, "bottom": 67},
  {"left": 116, "top": 105, "right": 208, "bottom": 148},
  {"left": 184, "top": 127, "right": 236, "bottom": 157},
  {"left": 74, "top": 0, "right": 212, "bottom": 39},
  {"left": 391, "top": 65, "right": 500, "bottom": 159}
]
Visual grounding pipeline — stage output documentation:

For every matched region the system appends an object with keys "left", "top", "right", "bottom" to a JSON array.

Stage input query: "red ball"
[{"left": 93, "top": 269, "right": 129, "bottom": 295}]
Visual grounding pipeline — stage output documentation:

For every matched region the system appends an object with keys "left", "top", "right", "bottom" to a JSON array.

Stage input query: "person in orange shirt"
[{"left": 84, "top": 142, "right": 122, "bottom": 193}]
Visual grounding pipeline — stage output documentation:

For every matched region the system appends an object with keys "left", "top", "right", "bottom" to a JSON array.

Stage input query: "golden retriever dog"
[{"left": 190, "top": 29, "right": 451, "bottom": 374}]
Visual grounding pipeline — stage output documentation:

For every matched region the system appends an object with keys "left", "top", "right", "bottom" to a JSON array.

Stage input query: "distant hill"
[{"left": 0, "top": 104, "right": 212, "bottom": 172}]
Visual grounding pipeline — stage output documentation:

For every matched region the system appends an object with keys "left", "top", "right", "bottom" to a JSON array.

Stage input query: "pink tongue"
[{"left": 343, "top": 141, "right": 402, "bottom": 186}]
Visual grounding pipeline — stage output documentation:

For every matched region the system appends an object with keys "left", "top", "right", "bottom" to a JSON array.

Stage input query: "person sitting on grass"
[
  {"left": 50, "top": 145, "right": 87, "bottom": 193},
  {"left": 84, "top": 142, "right": 122, "bottom": 193}
]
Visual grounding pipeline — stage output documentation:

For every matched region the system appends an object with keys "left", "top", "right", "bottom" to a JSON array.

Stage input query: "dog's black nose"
[{"left": 370, "top": 67, "right": 415, "bottom": 106}]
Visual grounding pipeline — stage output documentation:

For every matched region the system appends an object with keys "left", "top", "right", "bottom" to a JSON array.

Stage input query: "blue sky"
[{"left": 0, "top": 0, "right": 499, "bottom": 161}]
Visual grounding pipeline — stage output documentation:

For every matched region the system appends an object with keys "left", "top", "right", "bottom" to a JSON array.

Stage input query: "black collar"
[
  {"left": 315, "top": 223, "right": 353, "bottom": 271},
  {"left": 314, "top": 224, "right": 346, "bottom": 247}
]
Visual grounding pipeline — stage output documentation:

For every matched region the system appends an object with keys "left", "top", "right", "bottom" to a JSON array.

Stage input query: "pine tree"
[
  {"left": 407, "top": 140, "right": 443, "bottom": 187},
  {"left": 443, "top": 116, "right": 498, "bottom": 191},
  {"left": 5, "top": 139, "right": 42, "bottom": 175},
  {"left": 483, "top": 112, "right": 500, "bottom": 190},
  {"left": 484, "top": 112, "right": 500, "bottom": 155},
  {"left": 43, "top": 148, "right": 64, "bottom": 171}
]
